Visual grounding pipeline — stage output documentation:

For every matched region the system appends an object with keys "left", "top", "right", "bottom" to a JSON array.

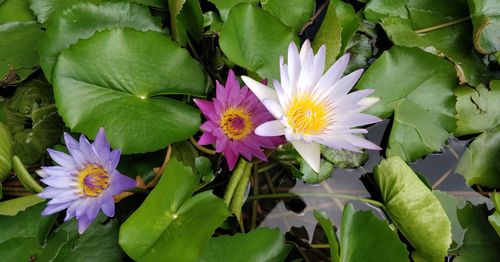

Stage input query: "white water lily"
[{"left": 241, "top": 40, "right": 382, "bottom": 173}]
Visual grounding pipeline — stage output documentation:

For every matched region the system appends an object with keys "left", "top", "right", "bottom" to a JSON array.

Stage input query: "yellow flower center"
[
  {"left": 219, "top": 107, "right": 253, "bottom": 140},
  {"left": 286, "top": 95, "right": 328, "bottom": 135},
  {"left": 78, "top": 164, "right": 110, "bottom": 197}
]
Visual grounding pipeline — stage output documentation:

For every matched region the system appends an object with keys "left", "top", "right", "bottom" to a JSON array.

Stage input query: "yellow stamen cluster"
[
  {"left": 286, "top": 94, "right": 328, "bottom": 135},
  {"left": 78, "top": 164, "right": 110, "bottom": 197},
  {"left": 219, "top": 107, "right": 252, "bottom": 140}
]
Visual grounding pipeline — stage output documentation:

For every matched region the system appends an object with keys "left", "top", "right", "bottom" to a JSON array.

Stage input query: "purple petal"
[
  {"left": 215, "top": 136, "right": 229, "bottom": 152},
  {"left": 41, "top": 166, "right": 74, "bottom": 177},
  {"left": 42, "top": 202, "right": 72, "bottom": 216},
  {"left": 107, "top": 149, "right": 121, "bottom": 171},
  {"left": 194, "top": 99, "right": 218, "bottom": 122},
  {"left": 224, "top": 147, "right": 238, "bottom": 171},
  {"left": 198, "top": 132, "right": 217, "bottom": 146},
  {"left": 93, "top": 128, "right": 110, "bottom": 161},
  {"left": 77, "top": 215, "right": 93, "bottom": 234},
  {"left": 99, "top": 194, "right": 115, "bottom": 217},
  {"left": 47, "top": 149, "right": 77, "bottom": 169}
]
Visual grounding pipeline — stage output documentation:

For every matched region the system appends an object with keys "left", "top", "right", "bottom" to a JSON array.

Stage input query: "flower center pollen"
[
  {"left": 287, "top": 95, "right": 328, "bottom": 135},
  {"left": 78, "top": 164, "right": 110, "bottom": 197},
  {"left": 219, "top": 107, "right": 253, "bottom": 140}
]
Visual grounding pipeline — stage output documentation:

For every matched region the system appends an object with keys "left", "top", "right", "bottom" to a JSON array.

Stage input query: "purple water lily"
[
  {"left": 37, "top": 128, "right": 137, "bottom": 233},
  {"left": 194, "top": 70, "right": 284, "bottom": 170}
]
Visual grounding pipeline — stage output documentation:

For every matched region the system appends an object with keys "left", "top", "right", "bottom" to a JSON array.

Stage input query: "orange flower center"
[
  {"left": 78, "top": 164, "right": 110, "bottom": 197},
  {"left": 219, "top": 107, "right": 253, "bottom": 140}
]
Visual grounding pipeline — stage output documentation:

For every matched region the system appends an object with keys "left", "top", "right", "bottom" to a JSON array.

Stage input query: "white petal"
[
  {"left": 336, "top": 113, "right": 382, "bottom": 127},
  {"left": 241, "top": 76, "right": 278, "bottom": 102},
  {"left": 262, "top": 99, "right": 284, "bottom": 119},
  {"left": 332, "top": 89, "right": 374, "bottom": 111},
  {"left": 326, "top": 69, "right": 364, "bottom": 99},
  {"left": 298, "top": 45, "right": 315, "bottom": 93},
  {"left": 314, "top": 53, "right": 350, "bottom": 93},
  {"left": 357, "top": 97, "right": 380, "bottom": 112},
  {"left": 255, "top": 121, "right": 286, "bottom": 136},
  {"left": 316, "top": 136, "right": 362, "bottom": 152},
  {"left": 273, "top": 80, "right": 290, "bottom": 109},
  {"left": 312, "top": 45, "right": 326, "bottom": 85},
  {"left": 292, "top": 140, "right": 321, "bottom": 173},
  {"left": 336, "top": 134, "right": 381, "bottom": 150},
  {"left": 287, "top": 42, "right": 301, "bottom": 85}
]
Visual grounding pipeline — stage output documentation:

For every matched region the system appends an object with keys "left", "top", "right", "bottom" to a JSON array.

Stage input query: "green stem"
[
  {"left": 257, "top": 162, "right": 279, "bottom": 173},
  {"left": 223, "top": 159, "right": 247, "bottom": 205},
  {"left": 189, "top": 137, "right": 216, "bottom": 155},
  {"left": 229, "top": 161, "right": 253, "bottom": 222},
  {"left": 12, "top": 156, "right": 43, "bottom": 193},
  {"left": 247, "top": 192, "right": 385, "bottom": 208},
  {"left": 415, "top": 17, "right": 470, "bottom": 34}
]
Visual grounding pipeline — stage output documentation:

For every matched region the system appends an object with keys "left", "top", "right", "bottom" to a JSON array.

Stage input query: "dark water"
[{"left": 255, "top": 120, "right": 491, "bottom": 239}]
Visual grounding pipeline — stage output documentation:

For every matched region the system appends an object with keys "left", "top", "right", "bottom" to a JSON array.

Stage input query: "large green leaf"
[
  {"left": 374, "top": 157, "right": 451, "bottom": 262},
  {"left": 37, "top": 215, "right": 122, "bottom": 262},
  {"left": 261, "top": 0, "right": 315, "bottom": 33},
  {"left": 356, "top": 46, "right": 456, "bottom": 161},
  {"left": 220, "top": 3, "right": 298, "bottom": 80},
  {"left": 199, "top": 228, "right": 290, "bottom": 262},
  {"left": 207, "top": 0, "right": 258, "bottom": 22},
  {"left": 365, "top": 0, "right": 485, "bottom": 85},
  {"left": 168, "top": 0, "right": 203, "bottom": 46},
  {"left": 468, "top": 0, "right": 500, "bottom": 54},
  {"left": 0, "top": 22, "right": 42, "bottom": 83},
  {"left": 455, "top": 204, "right": 500, "bottom": 261},
  {"left": 0, "top": 123, "right": 12, "bottom": 181},
  {"left": 39, "top": 1, "right": 162, "bottom": 82},
  {"left": 312, "top": 0, "right": 342, "bottom": 68},
  {"left": 339, "top": 204, "right": 409, "bottom": 262},
  {"left": 0, "top": 202, "right": 56, "bottom": 261},
  {"left": 454, "top": 80, "right": 500, "bottom": 136},
  {"left": 0, "top": 0, "right": 35, "bottom": 23},
  {"left": 455, "top": 125, "right": 500, "bottom": 188},
  {"left": 53, "top": 28, "right": 207, "bottom": 154},
  {"left": 28, "top": 0, "right": 102, "bottom": 24},
  {"left": 119, "top": 158, "right": 229, "bottom": 261}
]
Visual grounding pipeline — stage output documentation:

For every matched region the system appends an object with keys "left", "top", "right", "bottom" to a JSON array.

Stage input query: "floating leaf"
[
  {"left": 0, "top": 22, "right": 42, "bottom": 83},
  {"left": 170, "top": 141, "right": 198, "bottom": 171},
  {"left": 320, "top": 145, "right": 367, "bottom": 169},
  {"left": 169, "top": 0, "right": 203, "bottom": 46},
  {"left": 28, "top": 0, "right": 102, "bottom": 24},
  {"left": 199, "top": 228, "right": 291, "bottom": 262},
  {"left": 0, "top": 123, "right": 12, "bottom": 181},
  {"left": 261, "top": 0, "right": 315, "bottom": 33},
  {"left": 37, "top": 215, "right": 122, "bottom": 262},
  {"left": 119, "top": 158, "right": 229, "bottom": 261},
  {"left": 39, "top": 1, "right": 162, "bottom": 82},
  {"left": 468, "top": 0, "right": 500, "bottom": 54},
  {"left": 300, "top": 158, "right": 334, "bottom": 184},
  {"left": 454, "top": 80, "right": 500, "bottom": 136},
  {"left": 0, "top": 0, "right": 35, "bottom": 23},
  {"left": 312, "top": 0, "right": 342, "bottom": 68},
  {"left": 356, "top": 46, "right": 456, "bottom": 161},
  {"left": 220, "top": 3, "right": 298, "bottom": 80},
  {"left": 207, "top": 0, "right": 258, "bottom": 22},
  {"left": 53, "top": 28, "right": 207, "bottom": 154},
  {"left": 8, "top": 77, "right": 53, "bottom": 116},
  {"left": 0, "top": 195, "right": 43, "bottom": 216},
  {"left": 374, "top": 157, "right": 451, "bottom": 262},
  {"left": 456, "top": 125, "right": 500, "bottom": 188},
  {"left": 333, "top": 0, "right": 359, "bottom": 55},
  {"left": 339, "top": 204, "right": 409, "bottom": 262},
  {"left": 13, "top": 130, "right": 43, "bottom": 165},
  {"left": 0, "top": 202, "right": 55, "bottom": 261}
]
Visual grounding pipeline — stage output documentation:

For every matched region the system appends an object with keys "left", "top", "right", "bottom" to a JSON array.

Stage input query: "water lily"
[
  {"left": 37, "top": 128, "right": 137, "bottom": 233},
  {"left": 194, "top": 70, "right": 283, "bottom": 170},
  {"left": 241, "top": 40, "right": 381, "bottom": 173}
]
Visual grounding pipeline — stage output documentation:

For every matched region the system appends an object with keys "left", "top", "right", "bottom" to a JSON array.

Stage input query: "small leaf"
[
  {"left": 199, "top": 228, "right": 291, "bottom": 262},
  {"left": 0, "top": 0, "right": 36, "bottom": 23},
  {"left": 356, "top": 46, "right": 456, "bottom": 161},
  {"left": 53, "top": 28, "right": 207, "bottom": 154},
  {"left": 0, "top": 123, "right": 12, "bottom": 181},
  {"left": 488, "top": 193, "right": 500, "bottom": 236},
  {"left": 454, "top": 81, "right": 500, "bottom": 136},
  {"left": 339, "top": 204, "right": 409, "bottom": 262},
  {"left": 169, "top": 0, "right": 203, "bottom": 46},
  {"left": 39, "top": 1, "right": 162, "bottom": 83},
  {"left": 313, "top": 210, "right": 340, "bottom": 262},
  {"left": 8, "top": 77, "right": 53, "bottom": 117},
  {"left": 320, "top": 145, "right": 367, "bottom": 169},
  {"left": 207, "top": 0, "right": 258, "bottom": 22},
  {"left": 300, "top": 158, "right": 333, "bottom": 184},
  {"left": 374, "top": 157, "right": 451, "bottom": 262},
  {"left": 468, "top": 0, "right": 500, "bottom": 54},
  {"left": 220, "top": 3, "right": 298, "bottom": 80},
  {"left": 119, "top": 158, "right": 229, "bottom": 261},
  {"left": 455, "top": 125, "right": 500, "bottom": 188},
  {"left": 170, "top": 141, "right": 198, "bottom": 171},
  {"left": 0, "top": 195, "right": 43, "bottom": 216},
  {"left": 261, "top": 0, "right": 315, "bottom": 33}
]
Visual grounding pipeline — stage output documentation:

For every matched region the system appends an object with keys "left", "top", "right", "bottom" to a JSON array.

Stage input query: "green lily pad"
[
  {"left": 454, "top": 80, "right": 500, "bottom": 136},
  {"left": 39, "top": 1, "right": 162, "bottom": 83},
  {"left": 0, "top": 195, "right": 43, "bottom": 216},
  {"left": 0, "top": 22, "right": 42, "bottom": 83},
  {"left": 168, "top": 0, "right": 203, "bottom": 46},
  {"left": 199, "top": 228, "right": 291, "bottom": 262},
  {"left": 468, "top": 0, "right": 500, "bottom": 54},
  {"left": 53, "top": 28, "right": 207, "bottom": 154},
  {"left": 119, "top": 158, "right": 229, "bottom": 261},
  {"left": 312, "top": 0, "right": 342, "bottom": 68},
  {"left": 28, "top": 0, "right": 102, "bottom": 24},
  {"left": 320, "top": 145, "right": 367, "bottom": 169},
  {"left": 0, "top": 123, "right": 12, "bottom": 181},
  {"left": 261, "top": 0, "right": 315, "bottom": 33},
  {"left": 8, "top": 77, "right": 53, "bottom": 117},
  {"left": 356, "top": 46, "right": 456, "bottom": 162},
  {"left": 339, "top": 204, "right": 409, "bottom": 262},
  {"left": 207, "top": 0, "right": 258, "bottom": 22},
  {"left": 0, "top": 0, "right": 35, "bottom": 23},
  {"left": 220, "top": 3, "right": 298, "bottom": 80},
  {"left": 374, "top": 157, "right": 451, "bottom": 262},
  {"left": 456, "top": 125, "right": 500, "bottom": 188},
  {"left": 300, "top": 158, "right": 334, "bottom": 184}
]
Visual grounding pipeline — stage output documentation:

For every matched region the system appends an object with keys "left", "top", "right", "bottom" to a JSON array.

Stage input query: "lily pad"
[
  {"left": 312, "top": 0, "right": 342, "bottom": 68},
  {"left": 53, "top": 28, "right": 207, "bottom": 154},
  {"left": 374, "top": 157, "right": 451, "bottom": 262},
  {"left": 0, "top": 0, "right": 35, "bottom": 23},
  {"left": 356, "top": 46, "right": 456, "bottom": 162},
  {"left": 39, "top": 1, "right": 162, "bottom": 83},
  {"left": 207, "top": 0, "right": 258, "bottom": 22},
  {"left": 220, "top": 3, "right": 298, "bottom": 80},
  {"left": 261, "top": 0, "right": 315, "bottom": 33},
  {"left": 468, "top": 0, "right": 500, "bottom": 54},
  {"left": 28, "top": 0, "right": 102, "bottom": 24},
  {"left": 119, "top": 158, "right": 229, "bottom": 261}
]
